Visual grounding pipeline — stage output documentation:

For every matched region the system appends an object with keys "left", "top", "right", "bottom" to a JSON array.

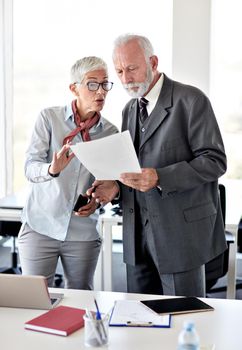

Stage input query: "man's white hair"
[
  {"left": 70, "top": 56, "right": 108, "bottom": 84},
  {"left": 113, "top": 33, "right": 154, "bottom": 63}
]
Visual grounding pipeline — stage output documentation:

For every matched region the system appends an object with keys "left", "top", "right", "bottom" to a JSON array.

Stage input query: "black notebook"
[{"left": 140, "top": 297, "right": 214, "bottom": 315}]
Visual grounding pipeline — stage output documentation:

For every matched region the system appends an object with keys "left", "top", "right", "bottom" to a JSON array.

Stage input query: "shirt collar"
[
  {"left": 142, "top": 73, "right": 164, "bottom": 114},
  {"left": 65, "top": 102, "right": 104, "bottom": 128}
]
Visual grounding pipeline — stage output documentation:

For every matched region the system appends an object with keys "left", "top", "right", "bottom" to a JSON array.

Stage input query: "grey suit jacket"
[{"left": 121, "top": 74, "right": 227, "bottom": 273}]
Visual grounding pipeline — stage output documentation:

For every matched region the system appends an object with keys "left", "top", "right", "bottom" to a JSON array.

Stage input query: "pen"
[
  {"left": 94, "top": 298, "right": 102, "bottom": 320},
  {"left": 85, "top": 308, "right": 103, "bottom": 345},
  {"left": 85, "top": 308, "right": 94, "bottom": 320},
  {"left": 103, "top": 307, "right": 113, "bottom": 322},
  {"left": 126, "top": 321, "right": 153, "bottom": 327},
  {"left": 94, "top": 298, "right": 107, "bottom": 340}
]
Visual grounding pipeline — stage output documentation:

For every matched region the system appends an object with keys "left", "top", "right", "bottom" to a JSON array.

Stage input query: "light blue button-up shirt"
[{"left": 21, "top": 103, "right": 118, "bottom": 241}]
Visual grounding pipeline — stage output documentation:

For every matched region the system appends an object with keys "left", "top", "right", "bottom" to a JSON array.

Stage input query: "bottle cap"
[{"left": 183, "top": 320, "right": 194, "bottom": 330}]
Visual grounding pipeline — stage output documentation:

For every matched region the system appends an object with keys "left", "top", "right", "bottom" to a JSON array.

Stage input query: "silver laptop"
[{"left": 0, "top": 274, "right": 64, "bottom": 309}]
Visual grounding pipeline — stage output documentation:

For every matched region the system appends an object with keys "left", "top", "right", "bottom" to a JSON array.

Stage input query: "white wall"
[{"left": 172, "top": 0, "right": 211, "bottom": 95}]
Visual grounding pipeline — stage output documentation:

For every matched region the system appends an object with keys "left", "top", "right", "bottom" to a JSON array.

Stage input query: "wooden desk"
[{"left": 0, "top": 288, "right": 241, "bottom": 349}]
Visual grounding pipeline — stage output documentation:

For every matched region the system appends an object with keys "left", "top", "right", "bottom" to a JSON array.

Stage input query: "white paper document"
[
  {"left": 109, "top": 300, "right": 171, "bottom": 328},
  {"left": 70, "top": 130, "right": 141, "bottom": 180}
]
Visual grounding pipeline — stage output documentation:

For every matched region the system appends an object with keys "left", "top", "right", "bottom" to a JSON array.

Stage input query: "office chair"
[
  {"left": 0, "top": 220, "right": 22, "bottom": 274},
  {"left": 205, "top": 184, "right": 242, "bottom": 295},
  {"left": 237, "top": 217, "right": 242, "bottom": 253}
]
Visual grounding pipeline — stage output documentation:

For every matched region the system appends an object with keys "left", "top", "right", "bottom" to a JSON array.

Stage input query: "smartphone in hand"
[{"left": 73, "top": 194, "right": 90, "bottom": 212}]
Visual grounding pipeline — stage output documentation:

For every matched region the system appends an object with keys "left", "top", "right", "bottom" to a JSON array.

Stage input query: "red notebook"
[{"left": 24, "top": 305, "right": 85, "bottom": 336}]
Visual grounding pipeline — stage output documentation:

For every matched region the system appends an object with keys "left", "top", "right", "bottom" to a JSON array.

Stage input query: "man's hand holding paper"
[
  {"left": 89, "top": 168, "right": 159, "bottom": 205},
  {"left": 119, "top": 168, "right": 159, "bottom": 192}
]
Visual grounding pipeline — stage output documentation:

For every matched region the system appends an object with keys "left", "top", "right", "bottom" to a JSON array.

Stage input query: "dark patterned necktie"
[{"left": 139, "top": 97, "right": 149, "bottom": 123}]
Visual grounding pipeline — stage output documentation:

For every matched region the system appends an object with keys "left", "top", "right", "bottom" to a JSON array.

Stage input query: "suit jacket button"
[
  {"left": 129, "top": 208, "right": 134, "bottom": 213},
  {"left": 141, "top": 127, "right": 145, "bottom": 132}
]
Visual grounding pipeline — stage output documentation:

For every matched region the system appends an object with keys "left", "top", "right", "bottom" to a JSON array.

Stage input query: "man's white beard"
[{"left": 122, "top": 66, "right": 153, "bottom": 98}]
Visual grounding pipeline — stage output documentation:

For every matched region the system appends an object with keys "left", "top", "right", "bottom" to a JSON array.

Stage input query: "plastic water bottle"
[{"left": 177, "top": 320, "right": 200, "bottom": 350}]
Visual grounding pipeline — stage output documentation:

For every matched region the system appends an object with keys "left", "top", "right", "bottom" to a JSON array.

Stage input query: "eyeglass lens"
[{"left": 87, "top": 82, "right": 113, "bottom": 91}]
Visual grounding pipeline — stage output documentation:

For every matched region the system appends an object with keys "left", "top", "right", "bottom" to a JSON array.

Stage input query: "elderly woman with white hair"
[{"left": 18, "top": 56, "right": 118, "bottom": 289}]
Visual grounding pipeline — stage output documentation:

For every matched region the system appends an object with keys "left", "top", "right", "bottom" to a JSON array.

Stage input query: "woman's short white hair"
[
  {"left": 70, "top": 56, "right": 108, "bottom": 84},
  {"left": 113, "top": 34, "right": 154, "bottom": 63}
]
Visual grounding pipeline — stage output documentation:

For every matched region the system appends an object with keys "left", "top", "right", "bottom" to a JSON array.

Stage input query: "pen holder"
[{"left": 83, "top": 314, "right": 109, "bottom": 347}]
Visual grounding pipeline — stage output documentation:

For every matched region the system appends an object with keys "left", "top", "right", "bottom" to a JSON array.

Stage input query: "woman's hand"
[
  {"left": 49, "top": 144, "right": 75, "bottom": 175},
  {"left": 74, "top": 197, "right": 99, "bottom": 217},
  {"left": 86, "top": 180, "right": 119, "bottom": 206}
]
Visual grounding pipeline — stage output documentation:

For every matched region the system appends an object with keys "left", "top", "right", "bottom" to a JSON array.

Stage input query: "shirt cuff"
[{"left": 48, "top": 165, "right": 60, "bottom": 177}]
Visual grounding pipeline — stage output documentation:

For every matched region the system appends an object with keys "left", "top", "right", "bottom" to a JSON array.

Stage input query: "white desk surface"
[{"left": 0, "top": 289, "right": 241, "bottom": 350}]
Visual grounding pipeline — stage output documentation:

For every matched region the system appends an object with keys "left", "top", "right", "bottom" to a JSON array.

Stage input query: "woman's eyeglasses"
[{"left": 75, "top": 81, "right": 114, "bottom": 92}]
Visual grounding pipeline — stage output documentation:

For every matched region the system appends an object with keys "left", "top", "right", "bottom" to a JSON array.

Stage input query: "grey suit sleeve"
[{"left": 156, "top": 93, "right": 226, "bottom": 197}]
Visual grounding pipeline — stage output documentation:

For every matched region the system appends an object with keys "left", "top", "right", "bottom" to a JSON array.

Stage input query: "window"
[
  {"left": 13, "top": 0, "right": 172, "bottom": 192},
  {"left": 210, "top": 0, "right": 242, "bottom": 223},
  {"left": 8, "top": 0, "right": 242, "bottom": 226},
  {"left": 211, "top": 0, "right": 242, "bottom": 179}
]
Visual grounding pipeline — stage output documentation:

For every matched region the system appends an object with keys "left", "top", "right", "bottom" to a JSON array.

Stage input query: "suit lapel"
[
  {"left": 127, "top": 101, "right": 139, "bottom": 143},
  {"left": 139, "top": 75, "right": 173, "bottom": 149}
]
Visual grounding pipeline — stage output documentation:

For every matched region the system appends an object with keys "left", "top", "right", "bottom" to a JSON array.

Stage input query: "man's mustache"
[{"left": 123, "top": 83, "right": 141, "bottom": 89}]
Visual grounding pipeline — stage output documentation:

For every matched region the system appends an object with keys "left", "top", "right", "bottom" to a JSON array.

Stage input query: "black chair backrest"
[
  {"left": 205, "top": 183, "right": 228, "bottom": 292},
  {"left": 0, "top": 221, "right": 22, "bottom": 237},
  {"left": 219, "top": 184, "right": 226, "bottom": 227}
]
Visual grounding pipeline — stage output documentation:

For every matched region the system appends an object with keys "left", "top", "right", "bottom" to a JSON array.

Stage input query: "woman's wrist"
[{"left": 48, "top": 165, "right": 60, "bottom": 177}]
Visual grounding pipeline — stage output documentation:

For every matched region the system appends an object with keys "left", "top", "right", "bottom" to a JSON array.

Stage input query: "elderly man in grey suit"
[{"left": 89, "top": 34, "right": 227, "bottom": 297}]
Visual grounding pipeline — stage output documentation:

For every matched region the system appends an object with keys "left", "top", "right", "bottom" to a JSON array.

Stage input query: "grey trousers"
[{"left": 18, "top": 223, "right": 102, "bottom": 290}]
